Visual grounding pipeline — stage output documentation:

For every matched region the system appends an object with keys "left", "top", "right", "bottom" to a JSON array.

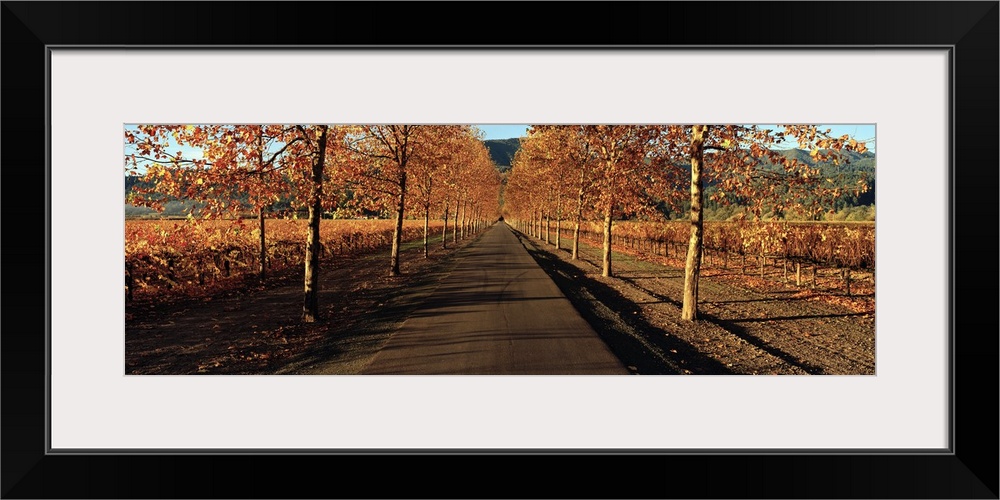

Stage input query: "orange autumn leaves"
[
  {"left": 505, "top": 125, "right": 870, "bottom": 227},
  {"left": 504, "top": 124, "right": 872, "bottom": 319},
  {"left": 126, "top": 124, "right": 500, "bottom": 224},
  {"left": 126, "top": 124, "right": 502, "bottom": 321}
]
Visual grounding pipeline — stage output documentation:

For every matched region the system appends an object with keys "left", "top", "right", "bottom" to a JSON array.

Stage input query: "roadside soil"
[
  {"left": 125, "top": 233, "right": 479, "bottom": 375},
  {"left": 514, "top": 229, "right": 875, "bottom": 375}
]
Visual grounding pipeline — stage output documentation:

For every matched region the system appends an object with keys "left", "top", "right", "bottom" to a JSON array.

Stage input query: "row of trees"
[
  {"left": 126, "top": 125, "right": 502, "bottom": 322},
  {"left": 503, "top": 125, "right": 870, "bottom": 321}
]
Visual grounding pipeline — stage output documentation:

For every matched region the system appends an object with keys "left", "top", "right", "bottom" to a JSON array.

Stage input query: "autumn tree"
[
  {"left": 524, "top": 125, "right": 597, "bottom": 258},
  {"left": 348, "top": 125, "right": 447, "bottom": 276},
  {"left": 505, "top": 145, "right": 544, "bottom": 238},
  {"left": 125, "top": 124, "right": 350, "bottom": 323},
  {"left": 441, "top": 132, "right": 499, "bottom": 242},
  {"left": 438, "top": 159, "right": 457, "bottom": 249},
  {"left": 679, "top": 125, "right": 707, "bottom": 321},
  {"left": 408, "top": 125, "right": 471, "bottom": 257},
  {"left": 436, "top": 143, "right": 470, "bottom": 248},
  {"left": 461, "top": 140, "right": 503, "bottom": 234},
  {"left": 580, "top": 125, "right": 662, "bottom": 277},
  {"left": 126, "top": 125, "right": 296, "bottom": 279},
  {"left": 284, "top": 125, "right": 352, "bottom": 322},
  {"left": 518, "top": 129, "right": 559, "bottom": 246},
  {"left": 662, "top": 125, "right": 871, "bottom": 320},
  {"left": 506, "top": 129, "right": 577, "bottom": 243}
]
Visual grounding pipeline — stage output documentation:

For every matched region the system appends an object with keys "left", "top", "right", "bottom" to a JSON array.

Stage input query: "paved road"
[{"left": 362, "top": 223, "right": 629, "bottom": 374}]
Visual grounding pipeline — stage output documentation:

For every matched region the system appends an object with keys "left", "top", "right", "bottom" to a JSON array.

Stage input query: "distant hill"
[
  {"left": 125, "top": 175, "right": 150, "bottom": 193},
  {"left": 671, "top": 148, "right": 876, "bottom": 219},
  {"left": 772, "top": 148, "right": 876, "bottom": 205},
  {"left": 483, "top": 138, "right": 520, "bottom": 172},
  {"left": 773, "top": 147, "right": 875, "bottom": 169}
]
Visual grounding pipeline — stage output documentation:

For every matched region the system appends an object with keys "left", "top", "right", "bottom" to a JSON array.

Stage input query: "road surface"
[{"left": 362, "top": 223, "right": 629, "bottom": 374}]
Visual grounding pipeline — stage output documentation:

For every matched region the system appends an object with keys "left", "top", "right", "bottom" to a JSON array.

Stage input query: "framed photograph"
[{"left": 3, "top": 2, "right": 996, "bottom": 498}]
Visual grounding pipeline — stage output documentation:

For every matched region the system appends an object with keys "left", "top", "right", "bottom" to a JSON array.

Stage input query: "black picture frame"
[{"left": 3, "top": 2, "right": 997, "bottom": 498}]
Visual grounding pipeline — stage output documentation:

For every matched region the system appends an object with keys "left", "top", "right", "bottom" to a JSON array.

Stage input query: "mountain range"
[{"left": 483, "top": 138, "right": 520, "bottom": 172}]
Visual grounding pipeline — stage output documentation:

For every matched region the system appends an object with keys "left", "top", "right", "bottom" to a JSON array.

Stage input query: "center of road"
[{"left": 361, "top": 223, "right": 630, "bottom": 374}]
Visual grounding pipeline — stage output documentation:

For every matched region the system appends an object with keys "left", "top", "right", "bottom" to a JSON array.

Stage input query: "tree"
[
  {"left": 179, "top": 125, "right": 304, "bottom": 279},
  {"left": 126, "top": 125, "right": 293, "bottom": 279},
  {"left": 579, "top": 125, "right": 662, "bottom": 277},
  {"left": 526, "top": 125, "right": 597, "bottom": 259},
  {"left": 352, "top": 125, "right": 419, "bottom": 276},
  {"left": 347, "top": 125, "right": 431, "bottom": 277},
  {"left": 663, "top": 124, "right": 871, "bottom": 320},
  {"left": 680, "top": 125, "right": 707, "bottom": 321},
  {"left": 408, "top": 126, "right": 469, "bottom": 257},
  {"left": 505, "top": 145, "right": 543, "bottom": 238},
  {"left": 281, "top": 125, "right": 351, "bottom": 322},
  {"left": 461, "top": 139, "right": 503, "bottom": 234},
  {"left": 125, "top": 124, "right": 350, "bottom": 323}
]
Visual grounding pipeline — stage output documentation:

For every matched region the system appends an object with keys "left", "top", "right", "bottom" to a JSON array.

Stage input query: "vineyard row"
[
  {"left": 124, "top": 219, "right": 472, "bottom": 301},
  {"left": 515, "top": 219, "right": 874, "bottom": 271}
]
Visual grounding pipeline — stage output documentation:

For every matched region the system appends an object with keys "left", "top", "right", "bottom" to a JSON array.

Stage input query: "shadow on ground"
[{"left": 518, "top": 233, "right": 733, "bottom": 375}]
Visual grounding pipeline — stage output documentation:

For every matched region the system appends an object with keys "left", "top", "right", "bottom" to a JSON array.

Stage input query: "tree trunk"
[
  {"left": 256, "top": 129, "right": 268, "bottom": 279},
  {"left": 554, "top": 189, "right": 562, "bottom": 249},
  {"left": 302, "top": 125, "right": 328, "bottom": 323},
  {"left": 602, "top": 209, "right": 613, "bottom": 277},
  {"left": 453, "top": 199, "right": 459, "bottom": 243},
  {"left": 389, "top": 172, "right": 407, "bottom": 277},
  {"left": 681, "top": 125, "right": 706, "bottom": 321},
  {"left": 423, "top": 203, "right": 430, "bottom": 258},
  {"left": 545, "top": 214, "right": 551, "bottom": 245},
  {"left": 258, "top": 207, "right": 267, "bottom": 279},
  {"left": 573, "top": 171, "right": 584, "bottom": 260},
  {"left": 125, "top": 262, "right": 133, "bottom": 303},
  {"left": 555, "top": 216, "right": 561, "bottom": 250},
  {"left": 442, "top": 201, "right": 449, "bottom": 249},
  {"left": 460, "top": 199, "right": 467, "bottom": 240},
  {"left": 572, "top": 221, "right": 580, "bottom": 260}
]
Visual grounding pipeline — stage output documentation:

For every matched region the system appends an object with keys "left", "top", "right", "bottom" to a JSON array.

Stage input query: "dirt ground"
[
  {"left": 515, "top": 230, "right": 876, "bottom": 375},
  {"left": 126, "top": 224, "right": 875, "bottom": 376}
]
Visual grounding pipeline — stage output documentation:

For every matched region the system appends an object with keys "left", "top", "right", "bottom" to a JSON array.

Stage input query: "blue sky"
[
  {"left": 474, "top": 124, "right": 874, "bottom": 150},
  {"left": 766, "top": 124, "right": 876, "bottom": 153},
  {"left": 475, "top": 125, "right": 531, "bottom": 140}
]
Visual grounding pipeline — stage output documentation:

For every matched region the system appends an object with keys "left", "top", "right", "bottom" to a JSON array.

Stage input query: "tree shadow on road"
[
  {"left": 521, "top": 238, "right": 734, "bottom": 375},
  {"left": 275, "top": 241, "right": 473, "bottom": 374}
]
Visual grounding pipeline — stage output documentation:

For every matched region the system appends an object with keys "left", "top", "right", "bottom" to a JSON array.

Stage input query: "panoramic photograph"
[{"left": 124, "top": 124, "right": 875, "bottom": 375}]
